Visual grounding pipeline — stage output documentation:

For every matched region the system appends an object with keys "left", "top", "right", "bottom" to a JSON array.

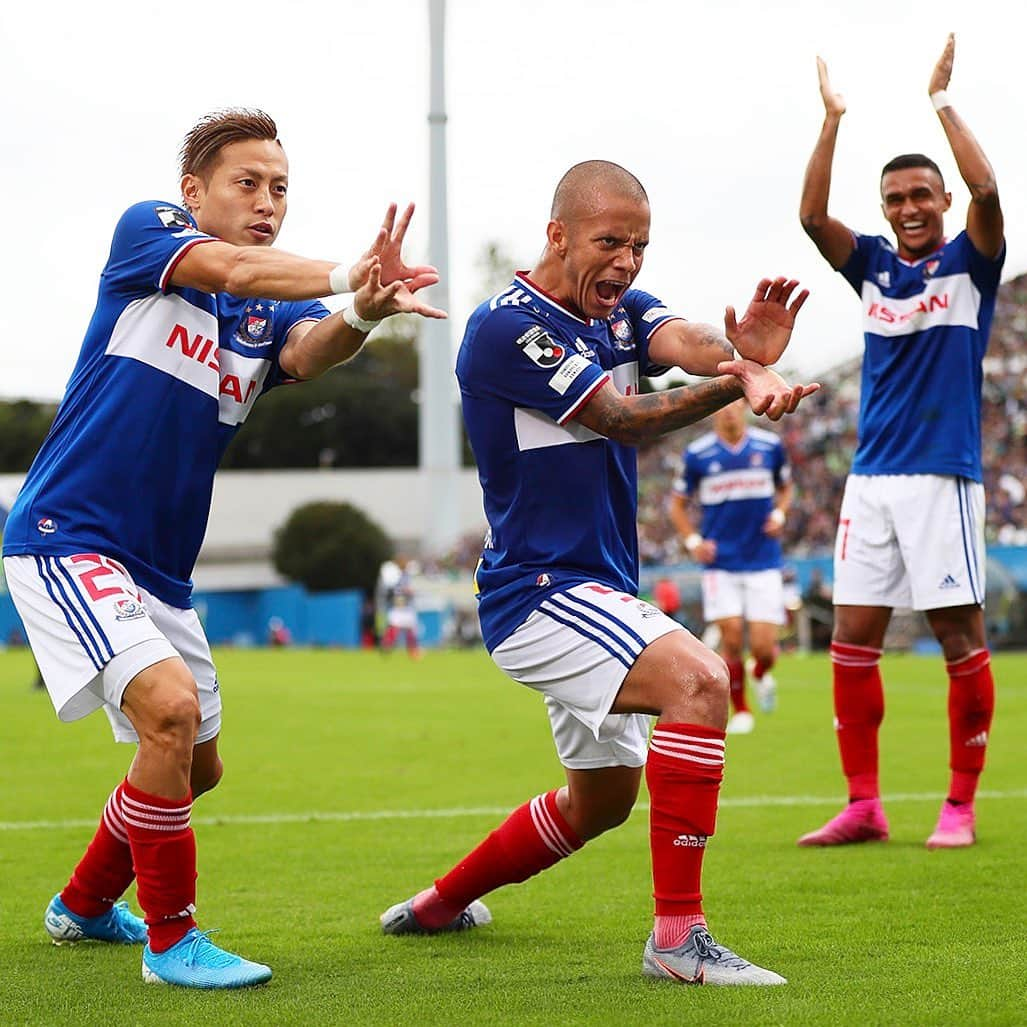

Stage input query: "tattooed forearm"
[{"left": 591, "top": 376, "right": 744, "bottom": 445}]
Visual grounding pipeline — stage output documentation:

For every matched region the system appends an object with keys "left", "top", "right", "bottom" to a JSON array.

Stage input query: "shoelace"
[
  {"left": 106, "top": 902, "right": 142, "bottom": 942},
  {"left": 454, "top": 909, "right": 478, "bottom": 930},
  {"left": 182, "top": 928, "right": 235, "bottom": 968},
  {"left": 690, "top": 929, "right": 751, "bottom": 970}
]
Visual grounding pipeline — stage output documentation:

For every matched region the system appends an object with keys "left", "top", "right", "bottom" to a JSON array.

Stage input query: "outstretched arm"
[
  {"left": 574, "top": 362, "right": 819, "bottom": 446},
  {"left": 799, "top": 57, "right": 856, "bottom": 270},
  {"left": 648, "top": 277, "right": 809, "bottom": 370},
  {"left": 929, "top": 33, "right": 1004, "bottom": 260}
]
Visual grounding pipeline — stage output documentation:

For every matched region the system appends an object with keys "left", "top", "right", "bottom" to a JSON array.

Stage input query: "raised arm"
[
  {"left": 799, "top": 57, "right": 857, "bottom": 270},
  {"left": 574, "top": 362, "right": 819, "bottom": 446},
  {"left": 929, "top": 33, "right": 1004, "bottom": 260}
]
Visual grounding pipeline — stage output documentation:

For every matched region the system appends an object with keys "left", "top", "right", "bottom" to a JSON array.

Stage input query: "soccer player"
[
  {"left": 669, "top": 398, "right": 792, "bottom": 733},
  {"left": 2, "top": 109, "right": 443, "bottom": 988},
  {"left": 796, "top": 36, "right": 1003, "bottom": 849},
  {"left": 381, "top": 160, "right": 818, "bottom": 985}
]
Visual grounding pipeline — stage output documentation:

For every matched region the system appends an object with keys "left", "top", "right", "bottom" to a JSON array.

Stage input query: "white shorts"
[
  {"left": 491, "top": 582, "right": 683, "bottom": 770},
  {"left": 833, "top": 474, "right": 986, "bottom": 611},
  {"left": 3, "top": 553, "right": 222, "bottom": 744},
  {"left": 386, "top": 607, "right": 419, "bottom": 631},
  {"left": 700, "top": 568, "right": 785, "bottom": 625}
]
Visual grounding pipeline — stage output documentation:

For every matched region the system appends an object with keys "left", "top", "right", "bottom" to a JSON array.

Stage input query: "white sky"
[{"left": 2, "top": 0, "right": 1024, "bottom": 400}]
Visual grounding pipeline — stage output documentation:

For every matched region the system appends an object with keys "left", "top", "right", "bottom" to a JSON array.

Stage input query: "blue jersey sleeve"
[
  {"left": 683, "top": 448, "right": 701, "bottom": 496},
  {"left": 103, "top": 201, "right": 217, "bottom": 298},
  {"left": 955, "top": 230, "right": 1005, "bottom": 294},
  {"left": 465, "top": 307, "right": 609, "bottom": 425},
  {"left": 773, "top": 437, "right": 790, "bottom": 486},
  {"left": 623, "top": 289, "right": 682, "bottom": 376},
  {"left": 266, "top": 299, "right": 331, "bottom": 388},
  {"left": 839, "top": 232, "right": 879, "bottom": 295}
]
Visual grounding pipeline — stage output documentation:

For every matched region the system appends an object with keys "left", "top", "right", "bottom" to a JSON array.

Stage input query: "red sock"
[
  {"left": 60, "top": 784, "right": 135, "bottom": 919},
  {"left": 647, "top": 722, "right": 724, "bottom": 946},
  {"left": 946, "top": 650, "right": 995, "bottom": 804},
  {"left": 831, "top": 642, "right": 884, "bottom": 801},
  {"left": 121, "top": 779, "right": 197, "bottom": 952},
  {"left": 417, "top": 791, "right": 583, "bottom": 929},
  {"left": 726, "top": 659, "right": 749, "bottom": 713},
  {"left": 752, "top": 649, "right": 778, "bottom": 679}
]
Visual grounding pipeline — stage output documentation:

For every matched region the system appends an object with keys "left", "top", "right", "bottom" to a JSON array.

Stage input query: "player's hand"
[
  {"left": 817, "top": 57, "right": 846, "bottom": 119},
  {"left": 724, "top": 277, "right": 809, "bottom": 366},
  {"left": 929, "top": 33, "right": 955, "bottom": 96},
  {"left": 347, "top": 203, "right": 440, "bottom": 294},
  {"left": 717, "top": 358, "right": 820, "bottom": 420},
  {"left": 352, "top": 259, "right": 447, "bottom": 322},
  {"left": 763, "top": 511, "right": 786, "bottom": 538},
  {"left": 692, "top": 539, "right": 717, "bottom": 565}
]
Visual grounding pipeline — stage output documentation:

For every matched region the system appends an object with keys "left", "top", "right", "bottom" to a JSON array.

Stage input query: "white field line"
[{"left": 1, "top": 789, "right": 1024, "bottom": 833}]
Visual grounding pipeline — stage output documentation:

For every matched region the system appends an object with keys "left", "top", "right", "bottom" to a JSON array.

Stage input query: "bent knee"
[
  {"left": 139, "top": 691, "right": 202, "bottom": 746},
  {"left": 191, "top": 757, "right": 224, "bottom": 798}
]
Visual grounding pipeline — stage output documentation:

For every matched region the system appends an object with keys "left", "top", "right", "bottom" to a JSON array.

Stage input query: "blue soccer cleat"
[
  {"left": 45, "top": 893, "right": 147, "bottom": 945},
  {"left": 142, "top": 928, "right": 272, "bottom": 989}
]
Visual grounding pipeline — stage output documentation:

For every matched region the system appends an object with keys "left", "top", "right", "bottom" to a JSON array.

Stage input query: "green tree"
[
  {"left": 272, "top": 501, "right": 393, "bottom": 594},
  {"left": 0, "top": 400, "right": 57, "bottom": 471}
]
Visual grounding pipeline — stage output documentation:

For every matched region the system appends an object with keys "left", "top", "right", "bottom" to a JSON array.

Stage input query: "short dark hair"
[
  {"left": 179, "top": 108, "right": 280, "bottom": 180},
  {"left": 880, "top": 153, "right": 945, "bottom": 189}
]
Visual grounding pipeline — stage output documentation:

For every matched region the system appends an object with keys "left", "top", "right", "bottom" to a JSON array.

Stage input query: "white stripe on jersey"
[
  {"left": 514, "top": 406, "right": 601, "bottom": 451},
  {"left": 859, "top": 273, "right": 981, "bottom": 338},
  {"left": 105, "top": 292, "right": 273, "bottom": 427},
  {"left": 697, "top": 466, "right": 775, "bottom": 505}
]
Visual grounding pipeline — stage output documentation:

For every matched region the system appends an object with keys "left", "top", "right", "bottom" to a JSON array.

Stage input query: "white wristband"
[
  {"left": 342, "top": 305, "right": 381, "bottom": 333},
  {"left": 328, "top": 264, "right": 350, "bottom": 295},
  {"left": 685, "top": 533, "right": 702, "bottom": 552},
  {"left": 930, "top": 90, "right": 951, "bottom": 112},
  {"left": 769, "top": 508, "right": 786, "bottom": 527}
]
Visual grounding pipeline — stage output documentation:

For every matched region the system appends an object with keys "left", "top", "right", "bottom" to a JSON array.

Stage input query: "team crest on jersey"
[
  {"left": 610, "top": 319, "right": 634, "bottom": 350},
  {"left": 114, "top": 598, "right": 146, "bottom": 621},
  {"left": 154, "top": 205, "right": 194, "bottom": 230},
  {"left": 36, "top": 517, "right": 57, "bottom": 535},
  {"left": 923, "top": 259, "right": 941, "bottom": 280},
  {"left": 514, "top": 325, "right": 564, "bottom": 368},
  {"left": 235, "top": 303, "right": 275, "bottom": 348}
]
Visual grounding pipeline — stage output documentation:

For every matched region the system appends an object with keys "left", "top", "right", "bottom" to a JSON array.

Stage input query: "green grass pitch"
[{"left": 1, "top": 647, "right": 1024, "bottom": 1025}]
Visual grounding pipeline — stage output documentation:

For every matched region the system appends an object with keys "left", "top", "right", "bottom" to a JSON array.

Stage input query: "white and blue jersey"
[
  {"left": 457, "top": 273, "right": 679, "bottom": 652},
  {"left": 2, "top": 201, "right": 328, "bottom": 608},
  {"left": 675, "top": 428, "right": 788, "bottom": 572},
  {"left": 840, "top": 230, "right": 1004, "bottom": 481}
]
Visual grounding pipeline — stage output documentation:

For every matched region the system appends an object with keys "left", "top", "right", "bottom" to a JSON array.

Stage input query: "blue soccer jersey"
[
  {"left": 457, "top": 273, "right": 679, "bottom": 651},
  {"left": 840, "top": 230, "right": 1004, "bottom": 481},
  {"left": 2, "top": 201, "right": 328, "bottom": 607},
  {"left": 674, "top": 427, "right": 788, "bottom": 572}
]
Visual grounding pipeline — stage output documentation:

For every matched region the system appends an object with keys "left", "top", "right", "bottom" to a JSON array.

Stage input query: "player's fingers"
[
  {"left": 412, "top": 303, "right": 448, "bottom": 320},
  {"left": 723, "top": 307, "right": 738, "bottom": 337},
  {"left": 751, "top": 278, "right": 773, "bottom": 304},
  {"left": 369, "top": 226, "right": 389, "bottom": 257},
  {"left": 817, "top": 56, "right": 830, "bottom": 89},
  {"left": 765, "top": 276, "right": 787, "bottom": 304},
  {"left": 789, "top": 288, "right": 811, "bottom": 316},
  {"left": 716, "top": 358, "right": 743, "bottom": 376},
  {"left": 381, "top": 203, "right": 398, "bottom": 236},
  {"left": 393, "top": 202, "right": 415, "bottom": 242},
  {"left": 408, "top": 272, "right": 441, "bottom": 293}
]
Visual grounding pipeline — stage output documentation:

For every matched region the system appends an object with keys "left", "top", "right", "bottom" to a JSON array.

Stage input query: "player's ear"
[
  {"left": 942, "top": 191, "right": 952, "bottom": 212},
  {"left": 547, "top": 219, "right": 567, "bottom": 256},
  {"left": 181, "top": 174, "right": 203, "bottom": 213}
]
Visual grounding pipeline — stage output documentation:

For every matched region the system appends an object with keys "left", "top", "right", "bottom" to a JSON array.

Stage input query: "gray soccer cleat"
[
  {"left": 642, "top": 924, "right": 787, "bottom": 986},
  {"left": 380, "top": 897, "right": 492, "bottom": 935}
]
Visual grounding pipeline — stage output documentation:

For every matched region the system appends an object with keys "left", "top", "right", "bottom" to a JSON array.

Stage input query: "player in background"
[
  {"left": 380, "top": 560, "right": 422, "bottom": 658},
  {"left": 381, "top": 160, "right": 818, "bottom": 986},
  {"left": 2, "top": 109, "right": 443, "bottom": 988},
  {"left": 669, "top": 398, "right": 792, "bottom": 734},
  {"left": 797, "top": 36, "right": 1003, "bottom": 849}
]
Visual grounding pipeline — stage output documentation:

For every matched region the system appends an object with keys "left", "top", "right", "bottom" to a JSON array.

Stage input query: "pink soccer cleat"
[
  {"left": 926, "top": 801, "right": 975, "bottom": 850},
  {"left": 797, "top": 798, "right": 889, "bottom": 846}
]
